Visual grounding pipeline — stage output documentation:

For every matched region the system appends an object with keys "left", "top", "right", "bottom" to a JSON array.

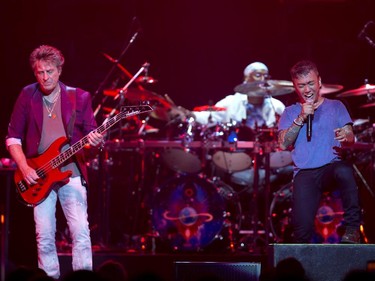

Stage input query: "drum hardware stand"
[
  {"left": 126, "top": 140, "right": 147, "bottom": 252},
  {"left": 238, "top": 140, "right": 272, "bottom": 254},
  {"left": 345, "top": 143, "right": 375, "bottom": 198},
  {"left": 103, "top": 62, "right": 150, "bottom": 121},
  {"left": 93, "top": 29, "right": 141, "bottom": 117},
  {"left": 137, "top": 116, "right": 150, "bottom": 136},
  {"left": 99, "top": 145, "right": 114, "bottom": 249},
  {"left": 243, "top": 141, "right": 262, "bottom": 253},
  {"left": 101, "top": 62, "right": 150, "bottom": 141},
  {"left": 263, "top": 141, "right": 272, "bottom": 246},
  {"left": 146, "top": 150, "right": 166, "bottom": 253},
  {"left": 353, "top": 162, "right": 375, "bottom": 198}
]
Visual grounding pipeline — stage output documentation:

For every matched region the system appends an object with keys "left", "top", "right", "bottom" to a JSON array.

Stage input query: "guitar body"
[
  {"left": 12, "top": 105, "right": 153, "bottom": 207},
  {"left": 14, "top": 137, "right": 72, "bottom": 207}
]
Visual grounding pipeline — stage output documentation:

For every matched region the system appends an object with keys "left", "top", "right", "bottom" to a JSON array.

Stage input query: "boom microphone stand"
[
  {"left": 93, "top": 29, "right": 141, "bottom": 117},
  {"left": 98, "top": 62, "right": 149, "bottom": 250}
]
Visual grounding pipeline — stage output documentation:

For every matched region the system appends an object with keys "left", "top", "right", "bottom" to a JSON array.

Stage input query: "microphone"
[
  {"left": 364, "top": 37, "right": 375, "bottom": 48},
  {"left": 307, "top": 114, "right": 313, "bottom": 142},
  {"left": 129, "top": 17, "right": 143, "bottom": 44},
  {"left": 143, "top": 62, "right": 150, "bottom": 78},
  {"left": 129, "top": 30, "right": 140, "bottom": 44},
  {"left": 358, "top": 21, "right": 375, "bottom": 48},
  {"left": 358, "top": 21, "right": 373, "bottom": 39}
]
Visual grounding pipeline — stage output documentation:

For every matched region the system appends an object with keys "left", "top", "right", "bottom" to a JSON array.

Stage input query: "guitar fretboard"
[{"left": 39, "top": 105, "right": 152, "bottom": 173}]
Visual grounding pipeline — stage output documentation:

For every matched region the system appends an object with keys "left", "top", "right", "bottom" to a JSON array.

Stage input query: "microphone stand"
[
  {"left": 105, "top": 62, "right": 149, "bottom": 121},
  {"left": 93, "top": 30, "right": 141, "bottom": 117},
  {"left": 98, "top": 62, "right": 148, "bottom": 250}
]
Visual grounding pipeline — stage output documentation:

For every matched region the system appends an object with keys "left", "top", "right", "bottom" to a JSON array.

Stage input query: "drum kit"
[{"left": 88, "top": 58, "right": 375, "bottom": 252}]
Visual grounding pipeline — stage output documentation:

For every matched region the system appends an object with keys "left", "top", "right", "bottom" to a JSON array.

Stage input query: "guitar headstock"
[{"left": 119, "top": 104, "right": 154, "bottom": 117}]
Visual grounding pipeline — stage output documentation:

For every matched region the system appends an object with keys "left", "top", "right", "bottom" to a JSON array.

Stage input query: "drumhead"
[
  {"left": 269, "top": 183, "right": 344, "bottom": 243},
  {"left": 161, "top": 148, "right": 201, "bottom": 174},
  {"left": 212, "top": 151, "right": 252, "bottom": 173},
  {"left": 152, "top": 175, "right": 226, "bottom": 251}
]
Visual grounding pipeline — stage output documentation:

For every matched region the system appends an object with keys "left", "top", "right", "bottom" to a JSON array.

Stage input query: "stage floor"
[
  {"left": 58, "top": 250, "right": 267, "bottom": 281},
  {"left": 55, "top": 244, "right": 375, "bottom": 281}
]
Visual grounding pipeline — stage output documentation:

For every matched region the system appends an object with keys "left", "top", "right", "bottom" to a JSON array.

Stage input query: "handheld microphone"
[{"left": 307, "top": 114, "right": 313, "bottom": 142}]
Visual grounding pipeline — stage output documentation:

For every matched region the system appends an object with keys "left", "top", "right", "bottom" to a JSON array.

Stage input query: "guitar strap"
[
  {"left": 65, "top": 87, "right": 90, "bottom": 187},
  {"left": 65, "top": 86, "right": 88, "bottom": 186},
  {"left": 65, "top": 86, "right": 76, "bottom": 141}
]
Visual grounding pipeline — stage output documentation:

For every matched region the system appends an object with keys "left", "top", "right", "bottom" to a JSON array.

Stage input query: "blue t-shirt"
[{"left": 278, "top": 98, "right": 352, "bottom": 172}]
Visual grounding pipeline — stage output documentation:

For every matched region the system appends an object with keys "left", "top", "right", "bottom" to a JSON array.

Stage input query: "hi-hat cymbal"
[
  {"left": 193, "top": 105, "right": 227, "bottom": 112},
  {"left": 234, "top": 80, "right": 295, "bottom": 97},
  {"left": 320, "top": 84, "right": 344, "bottom": 96},
  {"left": 103, "top": 88, "right": 171, "bottom": 109},
  {"left": 336, "top": 84, "right": 375, "bottom": 98}
]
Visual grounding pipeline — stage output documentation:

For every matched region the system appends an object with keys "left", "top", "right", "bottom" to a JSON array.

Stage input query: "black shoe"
[{"left": 341, "top": 227, "right": 361, "bottom": 244}]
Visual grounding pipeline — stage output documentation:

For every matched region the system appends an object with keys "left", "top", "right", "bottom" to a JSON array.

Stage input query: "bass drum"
[
  {"left": 152, "top": 175, "right": 241, "bottom": 251},
  {"left": 270, "top": 183, "right": 344, "bottom": 243}
]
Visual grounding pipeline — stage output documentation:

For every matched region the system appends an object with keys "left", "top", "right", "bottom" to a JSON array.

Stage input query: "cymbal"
[
  {"left": 320, "top": 84, "right": 344, "bottom": 96},
  {"left": 193, "top": 105, "right": 227, "bottom": 112},
  {"left": 336, "top": 84, "right": 375, "bottom": 98},
  {"left": 234, "top": 80, "right": 295, "bottom": 97},
  {"left": 136, "top": 76, "right": 158, "bottom": 84},
  {"left": 359, "top": 102, "right": 375, "bottom": 108},
  {"left": 102, "top": 53, "right": 133, "bottom": 79},
  {"left": 103, "top": 88, "right": 171, "bottom": 109},
  {"left": 102, "top": 106, "right": 119, "bottom": 114}
]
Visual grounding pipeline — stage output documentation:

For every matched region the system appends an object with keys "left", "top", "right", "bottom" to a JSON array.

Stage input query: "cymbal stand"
[
  {"left": 99, "top": 146, "right": 113, "bottom": 249},
  {"left": 129, "top": 140, "right": 149, "bottom": 252},
  {"left": 104, "top": 62, "right": 150, "bottom": 138},
  {"left": 93, "top": 29, "right": 141, "bottom": 117},
  {"left": 263, "top": 141, "right": 273, "bottom": 247},
  {"left": 352, "top": 154, "right": 375, "bottom": 198},
  {"left": 242, "top": 140, "right": 272, "bottom": 254},
  {"left": 246, "top": 141, "right": 262, "bottom": 253}
]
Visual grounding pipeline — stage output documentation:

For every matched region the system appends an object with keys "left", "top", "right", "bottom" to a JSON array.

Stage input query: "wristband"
[{"left": 293, "top": 118, "right": 303, "bottom": 126}]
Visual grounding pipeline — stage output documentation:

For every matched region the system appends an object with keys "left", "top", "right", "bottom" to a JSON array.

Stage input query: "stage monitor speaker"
[
  {"left": 269, "top": 244, "right": 375, "bottom": 281},
  {"left": 175, "top": 261, "right": 261, "bottom": 281}
]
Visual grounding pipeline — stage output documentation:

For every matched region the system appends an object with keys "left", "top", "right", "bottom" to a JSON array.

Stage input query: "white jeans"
[{"left": 34, "top": 176, "right": 92, "bottom": 279}]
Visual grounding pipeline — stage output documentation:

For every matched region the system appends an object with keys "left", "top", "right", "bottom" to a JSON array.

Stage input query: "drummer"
[
  {"left": 193, "top": 62, "right": 286, "bottom": 133},
  {"left": 194, "top": 62, "right": 291, "bottom": 188}
]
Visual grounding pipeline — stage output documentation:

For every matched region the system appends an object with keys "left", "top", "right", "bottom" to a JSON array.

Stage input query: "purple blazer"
[{"left": 6, "top": 81, "right": 97, "bottom": 183}]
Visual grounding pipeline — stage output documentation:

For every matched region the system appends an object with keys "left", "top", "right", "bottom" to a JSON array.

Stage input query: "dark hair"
[
  {"left": 29, "top": 45, "right": 65, "bottom": 72},
  {"left": 290, "top": 60, "right": 319, "bottom": 80}
]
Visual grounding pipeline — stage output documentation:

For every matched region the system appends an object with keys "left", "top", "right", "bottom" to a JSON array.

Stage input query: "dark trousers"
[{"left": 292, "top": 161, "right": 361, "bottom": 243}]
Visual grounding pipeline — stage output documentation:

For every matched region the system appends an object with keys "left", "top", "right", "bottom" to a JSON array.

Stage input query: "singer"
[{"left": 277, "top": 60, "right": 361, "bottom": 244}]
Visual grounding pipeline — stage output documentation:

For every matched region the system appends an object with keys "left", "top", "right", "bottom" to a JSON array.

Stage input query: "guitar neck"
[{"left": 50, "top": 105, "right": 152, "bottom": 169}]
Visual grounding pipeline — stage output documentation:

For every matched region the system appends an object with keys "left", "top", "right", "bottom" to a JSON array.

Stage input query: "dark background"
[
  {"left": 1, "top": 0, "right": 375, "bottom": 266},
  {"left": 1, "top": 0, "right": 375, "bottom": 156}
]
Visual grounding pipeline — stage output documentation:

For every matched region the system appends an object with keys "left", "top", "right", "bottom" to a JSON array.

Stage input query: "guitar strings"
[{"left": 32, "top": 108, "right": 150, "bottom": 177}]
